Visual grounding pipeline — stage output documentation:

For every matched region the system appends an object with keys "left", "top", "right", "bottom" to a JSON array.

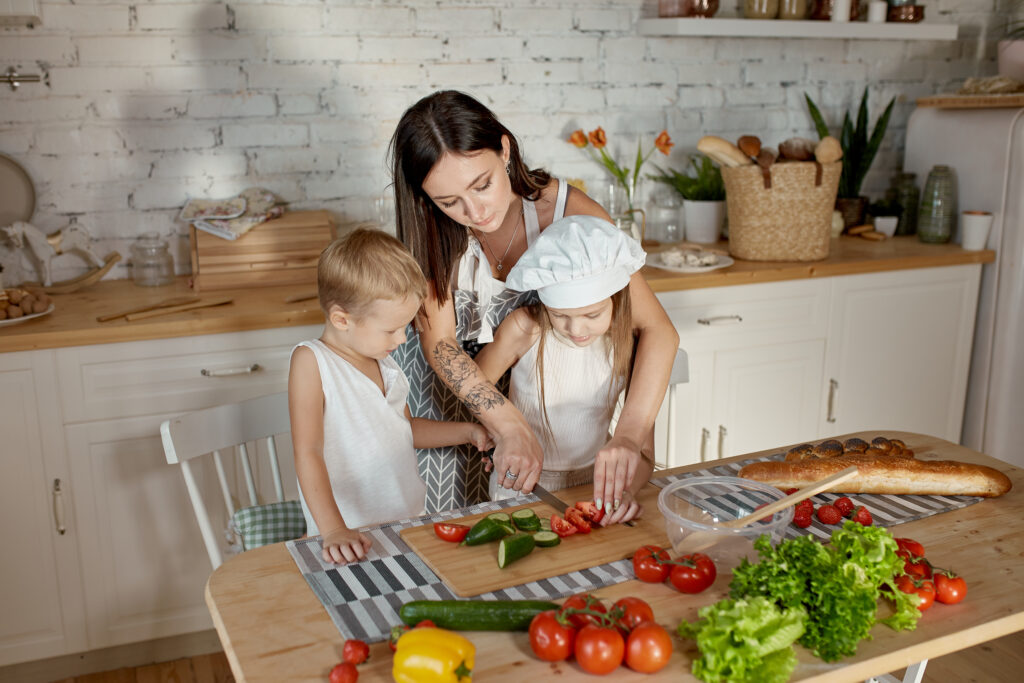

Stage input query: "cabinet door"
[
  {"left": 710, "top": 340, "right": 826, "bottom": 459},
  {"left": 824, "top": 266, "right": 981, "bottom": 440},
  {"left": 0, "top": 352, "right": 86, "bottom": 666}
]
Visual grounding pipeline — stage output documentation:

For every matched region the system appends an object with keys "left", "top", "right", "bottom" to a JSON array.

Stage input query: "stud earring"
[{"left": 505, "top": 161, "right": 511, "bottom": 175}]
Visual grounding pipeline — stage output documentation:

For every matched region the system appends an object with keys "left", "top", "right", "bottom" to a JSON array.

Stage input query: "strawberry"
[
  {"left": 851, "top": 505, "right": 873, "bottom": 525},
  {"left": 816, "top": 504, "right": 842, "bottom": 525},
  {"left": 795, "top": 499, "right": 814, "bottom": 515},
  {"left": 833, "top": 496, "right": 855, "bottom": 517},
  {"left": 342, "top": 639, "right": 369, "bottom": 665},
  {"left": 793, "top": 511, "right": 813, "bottom": 528},
  {"left": 783, "top": 488, "right": 799, "bottom": 495}
]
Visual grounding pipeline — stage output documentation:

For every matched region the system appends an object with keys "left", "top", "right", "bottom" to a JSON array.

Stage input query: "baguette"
[
  {"left": 739, "top": 453, "right": 1012, "bottom": 498},
  {"left": 697, "top": 135, "right": 755, "bottom": 168}
]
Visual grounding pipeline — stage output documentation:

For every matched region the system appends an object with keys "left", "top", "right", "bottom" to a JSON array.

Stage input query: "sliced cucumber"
[
  {"left": 533, "top": 531, "right": 561, "bottom": 548},
  {"left": 539, "top": 518, "right": 552, "bottom": 532},
  {"left": 511, "top": 508, "right": 541, "bottom": 531},
  {"left": 487, "top": 512, "right": 511, "bottom": 523},
  {"left": 497, "top": 532, "right": 535, "bottom": 569},
  {"left": 462, "top": 517, "right": 513, "bottom": 546},
  {"left": 399, "top": 599, "right": 559, "bottom": 631}
]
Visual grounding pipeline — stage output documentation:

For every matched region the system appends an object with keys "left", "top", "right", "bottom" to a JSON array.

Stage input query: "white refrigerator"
[{"left": 904, "top": 105, "right": 1024, "bottom": 469}]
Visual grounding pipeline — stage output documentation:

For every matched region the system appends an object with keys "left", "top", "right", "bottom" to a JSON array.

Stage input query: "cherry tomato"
[
  {"left": 342, "top": 638, "right": 369, "bottom": 665},
  {"left": 329, "top": 661, "right": 358, "bottom": 683},
  {"left": 575, "top": 624, "right": 625, "bottom": 675},
  {"left": 903, "top": 557, "right": 933, "bottom": 580},
  {"left": 934, "top": 572, "right": 967, "bottom": 605},
  {"left": 896, "top": 574, "right": 936, "bottom": 611},
  {"left": 574, "top": 500, "right": 605, "bottom": 525},
  {"left": 895, "top": 537, "right": 925, "bottom": 558},
  {"left": 668, "top": 553, "right": 717, "bottom": 594},
  {"left": 550, "top": 514, "right": 578, "bottom": 538},
  {"left": 624, "top": 621, "right": 673, "bottom": 673},
  {"left": 528, "top": 610, "right": 577, "bottom": 661},
  {"left": 560, "top": 593, "right": 608, "bottom": 630},
  {"left": 565, "top": 507, "right": 593, "bottom": 534},
  {"left": 632, "top": 545, "right": 671, "bottom": 583},
  {"left": 612, "top": 596, "right": 654, "bottom": 632},
  {"left": 433, "top": 522, "right": 470, "bottom": 543}
]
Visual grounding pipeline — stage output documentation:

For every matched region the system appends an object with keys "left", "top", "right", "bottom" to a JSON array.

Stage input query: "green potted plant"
[
  {"left": 649, "top": 154, "right": 726, "bottom": 243},
  {"left": 804, "top": 88, "right": 895, "bottom": 229}
]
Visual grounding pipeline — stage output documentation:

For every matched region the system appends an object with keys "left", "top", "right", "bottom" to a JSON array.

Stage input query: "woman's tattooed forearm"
[
  {"left": 432, "top": 340, "right": 507, "bottom": 415},
  {"left": 463, "top": 383, "right": 506, "bottom": 416}
]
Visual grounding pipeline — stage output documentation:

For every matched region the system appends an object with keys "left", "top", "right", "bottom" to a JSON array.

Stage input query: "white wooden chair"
[
  {"left": 161, "top": 391, "right": 300, "bottom": 569},
  {"left": 662, "top": 347, "right": 690, "bottom": 469}
]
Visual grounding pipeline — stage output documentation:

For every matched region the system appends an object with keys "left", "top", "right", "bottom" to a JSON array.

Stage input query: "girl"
[
  {"left": 388, "top": 90, "right": 678, "bottom": 516},
  {"left": 473, "top": 216, "right": 654, "bottom": 525}
]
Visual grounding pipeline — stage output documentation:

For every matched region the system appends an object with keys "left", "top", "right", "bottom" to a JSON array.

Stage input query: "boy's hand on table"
[{"left": 320, "top": 527, "right": 373, "bottom": 565}]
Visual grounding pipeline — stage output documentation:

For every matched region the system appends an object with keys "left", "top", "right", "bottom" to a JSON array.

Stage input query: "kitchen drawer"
[
  {"left": 656, "top": 279, "right": 829, "bottom": 352},
  {"left": 56, "top": 325, "right": 320, "bottom": 423}
]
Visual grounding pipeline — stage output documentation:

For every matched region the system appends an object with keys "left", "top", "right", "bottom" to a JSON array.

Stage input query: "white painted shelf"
[{"left": 637, "top": 17, "right": 959, "bottom": 41}]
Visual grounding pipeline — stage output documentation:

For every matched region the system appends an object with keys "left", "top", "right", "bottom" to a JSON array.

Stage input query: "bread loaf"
[
  {"left": 814, "top": 136, "right": 843, "bottom": 163},
  {"left": 697, "top": 135, "right": 755, "bottom": 168}
]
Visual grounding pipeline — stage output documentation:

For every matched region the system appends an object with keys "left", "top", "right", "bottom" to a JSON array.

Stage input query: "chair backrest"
[
  {"left": 663, "top": 348, "right": 690, "bottom": 469},
  {"left": 161, "top": 391, "right": 292, "bottom": 569}
]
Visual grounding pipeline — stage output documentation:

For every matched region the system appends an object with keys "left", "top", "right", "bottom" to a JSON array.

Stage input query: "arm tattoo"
[{"left": 432, "top": 340, "right": 507, "bottom": 415}]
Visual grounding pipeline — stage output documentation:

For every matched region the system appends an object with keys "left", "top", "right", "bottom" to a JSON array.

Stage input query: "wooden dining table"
[{"left": 205, "top": 431, "right": 1024, "bottom": 682}]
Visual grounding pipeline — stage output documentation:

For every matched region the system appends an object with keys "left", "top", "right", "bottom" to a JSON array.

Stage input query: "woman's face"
[
  {"left": 421, "top": 136, "right": 513, "bottom": 233},
  {"left": 546, "top": 298, "right": 614, "bottom": 348}
]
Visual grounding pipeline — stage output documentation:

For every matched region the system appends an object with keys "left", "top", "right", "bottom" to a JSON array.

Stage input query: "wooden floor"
[{"left": 54, "top": 630, "right": 1024, "bottom": 683}]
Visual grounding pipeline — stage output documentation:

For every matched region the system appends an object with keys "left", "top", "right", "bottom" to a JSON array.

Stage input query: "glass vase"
[
  {"left": 918, "top": 165, "right": 957, "bottom": 244},
  {"left": 893, "top": 172, "right": 920, "bottom": 236}
]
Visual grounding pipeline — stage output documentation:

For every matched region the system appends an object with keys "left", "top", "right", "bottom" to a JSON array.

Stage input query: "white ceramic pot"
[
  {"left": 683, "top": 199, "right": 726, "bottom": 243},
  {"left": 998, "top": 40, "right": 1024, "bottom": 83}
]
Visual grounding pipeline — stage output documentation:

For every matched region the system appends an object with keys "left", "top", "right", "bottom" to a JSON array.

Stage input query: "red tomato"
[
  {"left": 574, "top": 500, "right": 606, "bottom": 525},
  {"left": 550, "top": 514, "right": 578, "bottom": 538},
  {"left": 528, "top": 610, "right": 577, "bottom": 662},
  {"left": 896, "top": 537, "right": 925, "bottom": 558},
  {"left": 329, "top": 661, "right": 358, "bottom": 683},
  {"left": 342, "top": 638, "right": 369, "bottom": 665},
  {"left": 433, "top": 522, "right": 470, "bottom": 543},
  {"left": 612, "top": 597, "right": 654, "bottom": 632},
  {"left": 934, "top": 572, "right": 967, "bottom": 605},
  {"left": 632, "top": 545, "right": 671, "bottom": 583},
  {"left": 668, "top": 553, "right": 717, "bottom": 594},
  {"left": 565, "top": 507, "right": 592, "bottom": 534},
  {"left": 903, "top": 557, "right": 933, "bottom": 580},
  {"left": 574, "top": 624, "right": 625, "bottom": 675},
  {"left": 560, "top": 594, "right": 608, "bottom": 630},
  {"left": 896, "top": 574, "right": 936, "bottom": 611},
  {"left": 624, "top": 621, "right": 673, "bottom": 673}
]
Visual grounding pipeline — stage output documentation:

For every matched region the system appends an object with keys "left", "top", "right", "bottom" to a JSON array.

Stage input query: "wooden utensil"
[
  {"left": 724, "top": 465, "right": 860, "bottom": 529},
  {"left": 284, "top": 291, "right": 318, "bottom": 304},
  {"left": 97, "top": 295, "right": 201, "bottom": 322},
  {"left": 124, "top": 297, "right": 234, "bottom": 321}
]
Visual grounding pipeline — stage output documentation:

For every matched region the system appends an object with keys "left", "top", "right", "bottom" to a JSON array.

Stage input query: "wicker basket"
[{"left": 722, "top": 161, "right": 841, "bottom": 262}]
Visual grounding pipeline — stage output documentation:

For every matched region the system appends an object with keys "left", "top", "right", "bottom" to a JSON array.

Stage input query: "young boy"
[{"left": 289, "top": 229, "right": 492, "bottom": 565}]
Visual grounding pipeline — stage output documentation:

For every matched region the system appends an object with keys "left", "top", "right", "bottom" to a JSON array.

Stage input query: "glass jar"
[
  {"left": 893, "top": 172, "right": 920, "bottom": 236},
  {"left": 648, "top": 191, "right": 683, "bottom": 244},
  {"left": 918, "top": 165, "right": 957, "bottom": 244},
  {"left": 744, "top": 0, "right": 779, "bottom": 18},
  {"left": 779, "top": 0, "right": 808, "bottom": 19},
  {"left": 131, "top": 232, "right": 175, "bottom": 286}
]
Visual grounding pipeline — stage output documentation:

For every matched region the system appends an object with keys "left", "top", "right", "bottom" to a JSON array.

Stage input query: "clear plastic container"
[
  {"left": 131, "top": 232, "right": 175, "bottom": 286},
  {"left": 657, "top": 475, "right": 792, "bottom": 569}
]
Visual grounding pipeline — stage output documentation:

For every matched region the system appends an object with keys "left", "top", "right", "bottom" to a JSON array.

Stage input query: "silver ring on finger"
[{"left": 505, "top": 470, "right": 518, "bottom": 480}]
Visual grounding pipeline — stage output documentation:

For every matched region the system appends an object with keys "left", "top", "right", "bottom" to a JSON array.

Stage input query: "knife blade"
[{"left": 531, "top": 483, "right": 571, "bottom": 515}]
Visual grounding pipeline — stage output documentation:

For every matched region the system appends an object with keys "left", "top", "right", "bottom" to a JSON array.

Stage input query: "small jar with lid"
[
  {"left": 779, "top": 0, "right": 808, "bottom": 19},
  {"left": 744, "top": 0, "right": 780, "bottom": 18},
  {"left": 131, "top": 232, "right": 175, "bottom": 286}
]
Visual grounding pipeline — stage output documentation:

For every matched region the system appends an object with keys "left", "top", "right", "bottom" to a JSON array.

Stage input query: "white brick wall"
[{"left": 0, "top": 0, "right": 1010, "bottom": 284}]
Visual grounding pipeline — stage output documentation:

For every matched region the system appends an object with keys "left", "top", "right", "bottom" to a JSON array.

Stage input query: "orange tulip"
[
  {"left": 655, "top": 130, "right": 674, "bottom": 155},
  {"left": 588, "top": 127, "right": 607, "bottom": 149},
  {"left": 568, "top": 129, "right": 587, "bottom": 148}
]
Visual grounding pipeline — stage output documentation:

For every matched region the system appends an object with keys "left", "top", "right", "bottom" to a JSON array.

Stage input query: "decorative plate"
[
  {"left": 652, "top": 251, "right": 735, "bottom": 274},
  {"left": 0, "top": 153, "right": 36, "bottom": 226},
  {"left": 0, "top": 303, "right": 55, "bottom": 328},
  {"left": 178, "top": 197, "right": 247, "bottom": 222}
]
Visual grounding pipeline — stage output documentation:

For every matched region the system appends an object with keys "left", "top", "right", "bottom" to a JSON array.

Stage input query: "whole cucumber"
[{"left": 399, "top": 599, "right": 559, "bottom": 631}]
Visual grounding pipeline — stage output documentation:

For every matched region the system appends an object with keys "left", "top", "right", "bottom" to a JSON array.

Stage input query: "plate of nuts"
[{"left": 0, "top": 288, "right": 54, "bottom": 326}]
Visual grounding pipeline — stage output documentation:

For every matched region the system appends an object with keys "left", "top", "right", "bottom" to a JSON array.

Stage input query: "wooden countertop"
[
  {"left": 0, "top": 236, "right": 994, "bottom": 353},
  {"left": 205, "top": 431, "right": 1022, "bottom": 682}
]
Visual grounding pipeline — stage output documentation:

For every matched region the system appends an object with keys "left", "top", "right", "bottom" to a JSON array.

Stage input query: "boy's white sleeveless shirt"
[{"left": 293, "top": 339, "right": 426, "bottom": 533}]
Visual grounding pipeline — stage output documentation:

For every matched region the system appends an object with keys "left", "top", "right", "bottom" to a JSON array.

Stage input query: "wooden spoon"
[
  {"left": 97, "top": 295, "right": 201, "bottom": 322},
  {"left": 724, "top": 465, "right": 860, "bottom": 529}
]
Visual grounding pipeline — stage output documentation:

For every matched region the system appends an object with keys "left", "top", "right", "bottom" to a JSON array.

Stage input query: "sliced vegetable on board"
[{"left": 497, "top": 532, "right": 535, "bottom": 568}]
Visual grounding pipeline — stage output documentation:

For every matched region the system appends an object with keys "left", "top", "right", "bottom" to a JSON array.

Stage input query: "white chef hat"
[{"left": 505, "top": 215, "right": 646, "bottom": 309}]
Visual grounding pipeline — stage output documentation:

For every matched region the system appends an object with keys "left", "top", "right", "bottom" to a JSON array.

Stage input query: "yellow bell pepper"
[{"left": 392, "top": 627, "right": 475, "bottom": 683}]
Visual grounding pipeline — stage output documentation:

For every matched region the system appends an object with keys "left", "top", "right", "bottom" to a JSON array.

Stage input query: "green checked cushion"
[{"left": 230, "top": 500, "right": 307, "bottom": 550}]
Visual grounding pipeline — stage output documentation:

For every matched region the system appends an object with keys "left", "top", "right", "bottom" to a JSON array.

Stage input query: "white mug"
[
  {"left": 867, "top": 1, "right": 887, "bottom": 23},
  {"left": 960, "top": 211, "right": 994, "bottom": 251}
]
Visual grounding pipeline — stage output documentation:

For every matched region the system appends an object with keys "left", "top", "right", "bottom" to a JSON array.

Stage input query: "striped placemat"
[
  {"left": 651, "top": 455, "right": 985, "bottom": 542},
  {"left": 286, "top": 495, "right": 632, "bottom": 643}
]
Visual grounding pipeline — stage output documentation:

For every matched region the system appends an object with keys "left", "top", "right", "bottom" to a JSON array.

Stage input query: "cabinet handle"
[
  {"left": 718, "top": 425, "right": 727, "bottom": 459},
  {"left": 201, "top": 363, "right": 261, "bottom": 377},
  {"left": 697, "top": 315, "right": 743, "bottom": 326},
  {"left": 827, "top": 378, "right": 839, "bottom": 423},
  {"left": 52, "top": 479, "right": 66, "bottom": 536},
  {"left": 700, "top": 428, "right": 709, "bottom": 462}
]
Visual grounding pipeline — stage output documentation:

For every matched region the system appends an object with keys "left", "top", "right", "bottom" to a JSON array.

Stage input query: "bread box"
[{"left": 189, "top": 210, "right": 336, "bottom": 291}]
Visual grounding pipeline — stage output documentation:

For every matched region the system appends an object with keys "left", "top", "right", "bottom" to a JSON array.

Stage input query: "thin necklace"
[{"left": 476, "top": 203, "right": 522, "bottom": 274}]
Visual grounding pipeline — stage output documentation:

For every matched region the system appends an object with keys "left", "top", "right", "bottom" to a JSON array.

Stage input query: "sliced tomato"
[
  {"left": 433, "top": 522, "right": 470, "bottom": 543},
  {"left": 565, "top": 507, "right": 593, "bottom": 534},
  {"left": 574, "top": 500, "right": 605, "bottom": 525},
  {"left": 550, "top": 514, "right": 578, "bottom": 538}
]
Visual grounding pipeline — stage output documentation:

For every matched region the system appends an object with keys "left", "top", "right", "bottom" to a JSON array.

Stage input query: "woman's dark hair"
[{"left": 388, "top": 90, "right": 551, "bottom": 304}]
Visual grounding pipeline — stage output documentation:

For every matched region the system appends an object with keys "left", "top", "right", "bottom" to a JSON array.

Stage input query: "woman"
[{"left": 388, "top": 90, "right": 678, "bottom": 514}]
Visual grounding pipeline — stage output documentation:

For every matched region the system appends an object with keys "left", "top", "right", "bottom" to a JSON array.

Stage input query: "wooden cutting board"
[{"left": 400, "top": 481, "right": 671, "bottom": 597}]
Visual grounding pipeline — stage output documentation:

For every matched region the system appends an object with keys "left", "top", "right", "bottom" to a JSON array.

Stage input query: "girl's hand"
[
  {"left": 320, "top": 527, "right": 373, "bottom": 565},
  {"left": 491, "top": 420, "right": 544, "bottom": 494},
  {"left": 599, "top": 490, "right": 643, "bottom": 526},
  {"left": 592, "top": 434, "right": 642, "bottom": 516},
  {"left": 465, "top": 423, "right": 495, "bottom": 452}
]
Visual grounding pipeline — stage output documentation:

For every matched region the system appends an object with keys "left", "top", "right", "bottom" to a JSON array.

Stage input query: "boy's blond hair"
[{"left": 317, "top": 228, "right": 427, "bottom": 317}]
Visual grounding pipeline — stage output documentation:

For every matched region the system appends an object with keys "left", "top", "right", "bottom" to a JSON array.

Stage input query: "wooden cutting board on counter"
[{"left": 399, "top": 481, "right": 670, "bottom": 597}]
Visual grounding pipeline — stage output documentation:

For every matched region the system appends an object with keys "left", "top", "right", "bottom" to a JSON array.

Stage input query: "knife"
[{"left": 531, "top": 482, "right": 571, "bottom": 515}]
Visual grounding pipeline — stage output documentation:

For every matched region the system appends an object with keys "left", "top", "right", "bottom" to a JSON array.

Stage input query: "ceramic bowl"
[
  {"left": 888, "top": 4, "right": 924, "bottom": 22},
  {"left": 657, "top": 475, "right": 792, "bottom": 571}
]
